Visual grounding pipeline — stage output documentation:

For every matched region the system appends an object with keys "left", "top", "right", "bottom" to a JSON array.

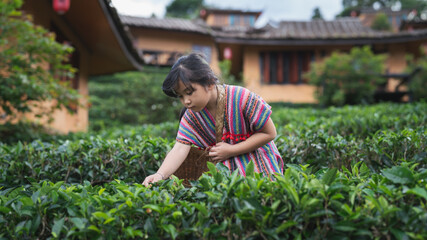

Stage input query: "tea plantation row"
[
  {"left": 1, "top": 162, "right": 426, "bottom": 239},
  {"left": 0, "top": 102, "right": 426, "bottom": 239},
  {"left": 0, "top": 126, "right": 425, "bottom": 188}
]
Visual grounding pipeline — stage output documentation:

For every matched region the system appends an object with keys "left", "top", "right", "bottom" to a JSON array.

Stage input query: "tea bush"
[
  {"left": 0, "top": 102, "right": 426, "bottom": 239},
  {"left": 0, "top": 137, "right": 173, "bottom": 188},
  {"left": 0, "top": 162, "right": 426, "bottom": 239},
  {"left": 1, "top": 126, "right": 424, "bottom": 189},
  {"left": 272, "top": 102, "right": 427, "bottom": 139},
  {"left": 276, "top": 126, "right": 426, "bottom": 173}
]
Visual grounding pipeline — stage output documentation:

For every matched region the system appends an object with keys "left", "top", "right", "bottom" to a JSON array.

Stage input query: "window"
[
  {"left": 244, "top": 16, "right": 255, "bottom": 27},
  {"left": 260, "top": 51, "right": 314, "bottom": 85},
  {"left": 192, "top": 45, "right": 212, "bottom": 63},
  {"left": 230, "top": 15, "right": 235, "bottom": 26},
  {"left": 230, "top": 15, "right": 245, "bottom": 26},
  {"left": 214, "top": 14, "right": 227, "bottom": 26}
]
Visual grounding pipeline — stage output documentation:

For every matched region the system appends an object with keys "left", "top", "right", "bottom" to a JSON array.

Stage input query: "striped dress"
[{"left": 176, "top": 84, "right": 284, "bottom": 177}]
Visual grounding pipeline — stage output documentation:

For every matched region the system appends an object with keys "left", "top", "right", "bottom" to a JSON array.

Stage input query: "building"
[
  {"left": 121, "top": 8, "right": 427, "bottom": 103},
  {"left": 120, "top": 16, "right": 218, "bottom": 71},
  {"left": 400, "top": 19, "right": 427, "bottom": 31},
  {"left": 199, "top": 8, "right": 262, "bottom": 28},
  {"left": 16, "top": 0, "right": 144, "bottom": 133}
]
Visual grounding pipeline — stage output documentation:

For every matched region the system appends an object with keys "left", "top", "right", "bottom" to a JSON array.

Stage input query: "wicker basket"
[
  {"left": 173, "top": 147, "right": 218, "bottom": 186},
  {"left": 172, "top": 84, "right": 226, "bottom": 186}
]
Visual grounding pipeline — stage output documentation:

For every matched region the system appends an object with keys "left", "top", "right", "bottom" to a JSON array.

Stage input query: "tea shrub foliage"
[{"left": 0, "top": 102, "right": 426, "bottom": 239}]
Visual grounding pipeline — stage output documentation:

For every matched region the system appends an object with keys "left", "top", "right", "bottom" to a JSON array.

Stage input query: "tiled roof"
[
  {"left": 214, "top": 17, "right": 427, "bottom": 44},
  {"left": 214, "top": 18, "right": 386, "bottom": 39},
  {"left": 274, "top": 18, "right": 378, "bottom": 38},
  {"left": 120, "top": 15, "right": 427, "bottom": 44},
  {"left": 120, "top": 15, "right": 211, "bottom": 35}
]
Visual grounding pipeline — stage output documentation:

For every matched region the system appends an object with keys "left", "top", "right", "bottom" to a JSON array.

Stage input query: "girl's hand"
[
  {"left": 142, "top": 172, "right": 164, "bottom": 187},
  {"left": 208, "top": 142, "right": 234, "bottom": 161}
]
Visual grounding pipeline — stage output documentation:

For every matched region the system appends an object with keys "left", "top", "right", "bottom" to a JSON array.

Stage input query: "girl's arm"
[
  {"left": 209, "top": 117, "right": 277, "bottom": 161},
  {"left": 143, "top": 142, "right": 191, "bottom": 186}
]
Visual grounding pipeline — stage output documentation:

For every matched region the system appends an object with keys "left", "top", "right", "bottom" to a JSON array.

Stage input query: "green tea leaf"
[
  {"left": 98, "top": 188, "right": 106, "bottom": 196},
  {"left": 0, "top": 206, "right": 11, "bottom": 214},
  {"left": 390, "top": 228, "right": 407, "bottom": 240},
  {"left": 88, "top": 225, "right": 101, "bottom": 233},
  {"left": 284, "top": 184, "right": 299, "bottom": 205},
  {"left": 277, "top": 175, "right": 299, "bottom": 204},
  {"left": 207, "top": 161, "right": 217, "bottom": 175},
  {"left": 192, "top": 203, "right": 208, "bottom": 217},
  {"left": 245, "top": 161, "right": 255, "bottom": 177},
  {"left": 382, "top": 166, "right": 415, "bottom": 184},
  {"left": 126, "top": 198, "right": 133, "bottom": 208},
  {"left": 415, "top": 169, "right": 427, "bottom": 181},
  {"left": 52, "top": 217, "right": 65, "bottom": 238},
  {"left": 322, "top": 168, "right": 337, "bottom": 185},
  {"left": 92, "top": 211, "right": 109, "bottom": 219},
  {"left": 70, "top": 217, "right": 86, "bottom": 230},
  {"left": 104, "top": 217, "right": 115, "bottom": 224},
  {"left": 172, "top": 211, "right": 182, "bottom": 219},
  {"left": 143, "top": 204, "right": 161, "bottom": 213},
  {"left": 406, "top": 187, "right": 427, "bottom": 201},
  {"left": 20, "top": 196, "right": 33, "bottom": 207},
  {"left": 334, "top": 222, "right": 356, "bottom": 232},
  {"left": 162, "top": 224, "right": 177, "bottom": 239},
  {"left": 275, "top": 221, "right": 297, "bottom": 233}
]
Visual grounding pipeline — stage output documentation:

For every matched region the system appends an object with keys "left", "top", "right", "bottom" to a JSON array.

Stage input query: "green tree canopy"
[
  {"left": 0, "top": 0, "right": 79, "bottom": 122},
  {"left": 338, "top": 0, "right": 427, "bottom": 17},
  {"left": 165, "top": 0, "right": 204, "bottom": 19},
  {"left": 311, "top": 7, "right": 324, "bottom": 20},
  {"left": 371, "top": 12, "right": 392, "bottom": 30}
]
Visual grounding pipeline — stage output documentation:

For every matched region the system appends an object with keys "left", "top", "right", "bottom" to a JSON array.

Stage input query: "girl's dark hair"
[{"left": 162, "top": 52, "right": 219, "bottom": 98}]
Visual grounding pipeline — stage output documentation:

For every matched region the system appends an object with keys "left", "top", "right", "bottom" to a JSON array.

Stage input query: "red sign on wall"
[
  {"left": 53, "top": 0, "right": 70, "bottom": 14},
  {"left": 224, "top": 47, "right": 232, "bottom": 60}
]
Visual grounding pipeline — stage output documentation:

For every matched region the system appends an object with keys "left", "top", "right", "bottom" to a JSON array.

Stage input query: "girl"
[{"left": 143, "top": 53, "right": 283, "bottom": 186}]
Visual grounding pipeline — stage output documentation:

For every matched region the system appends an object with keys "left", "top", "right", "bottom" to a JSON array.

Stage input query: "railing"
[
  {"left": 140, "top": 50, "right": 183, "bottom": 67},
  {"left": 374, "top": 66, "right": 421, "bottom": 102}
]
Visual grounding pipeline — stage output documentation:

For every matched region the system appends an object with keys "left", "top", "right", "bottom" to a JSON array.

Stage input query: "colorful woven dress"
[{"left": 176, "top": 84, "right": 284, "bottom": 177}]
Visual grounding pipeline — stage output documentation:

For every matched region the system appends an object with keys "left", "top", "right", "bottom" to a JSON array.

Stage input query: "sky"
[{"left": 111, "top": 0, "right": 344, "bottom": 27}]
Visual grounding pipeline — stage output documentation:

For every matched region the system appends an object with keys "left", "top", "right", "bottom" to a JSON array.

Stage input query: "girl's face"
[{"left": 175, "top": 80, "right": 215, "bottom": 112}]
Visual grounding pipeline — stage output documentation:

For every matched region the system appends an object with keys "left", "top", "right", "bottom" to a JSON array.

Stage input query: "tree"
[
  {"left": 0, "top": 0, "right": 79, "bottom": 122},
  {"left": 397, "top": 0, "right": 427, "bottom": 13},
  {"left": 371, "top": 12, "right": 392, "bottom": 30},
  {"left": 165, "top": 0, "right": 204, "bottom": 19},
  {"left": 311, "top": 7, "right": 324, "bottom": 20},
  {"left": 337, "top": 0, "right": 427, "bottom": 17}
]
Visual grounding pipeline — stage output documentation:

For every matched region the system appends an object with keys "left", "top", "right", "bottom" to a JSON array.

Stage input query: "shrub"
[
  {"left": 0, "top": 137, "right": 172, "bottom": 188},
  {"left": 306, "top": 46, "right": 386, "bottom": 106},
  {"left": 1, "top": 103, "right": 426, "bottom": 188},
  {"left": 407, "top": 49, "right": 427, "bottom": 102},
  {"left": 218, "top": 59, "right": 242, "bottom": 86},
  {"left": 0, "top": 162, "right": 426, "bottom": 239},
  {"left": 0, "top": 121, "right": 53, "bottom": 145},
  {"left": 89, "top": 68, "right": 182, "bottom": 128},
  {"left": 1, "top": 103, "right": 426, "bottom": 239}
]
